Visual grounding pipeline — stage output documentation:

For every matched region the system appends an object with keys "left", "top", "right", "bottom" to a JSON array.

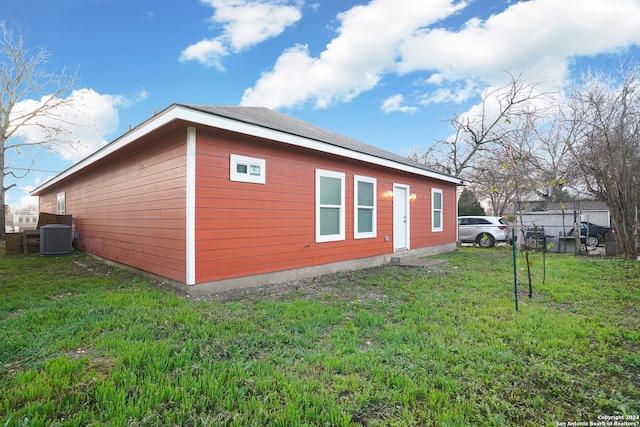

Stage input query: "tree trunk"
[
  {"left": 609, "top": 198, "right": 638, "bottom": 259},
  {"left": 1, "top": 139, "right": 5, "bottom": 241}
]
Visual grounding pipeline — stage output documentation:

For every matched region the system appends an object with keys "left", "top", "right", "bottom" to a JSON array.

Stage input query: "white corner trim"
[{"left": 186, "top": 127, "right": 196, "bottom": 285}]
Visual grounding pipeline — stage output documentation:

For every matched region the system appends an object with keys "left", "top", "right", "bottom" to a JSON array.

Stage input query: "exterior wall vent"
[{"left": 40, "top": 224, "right": 73, "bottom": 256}]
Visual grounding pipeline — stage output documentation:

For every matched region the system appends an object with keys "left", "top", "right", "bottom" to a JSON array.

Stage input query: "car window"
[
  {"left": 499, "top": 218, "right": 509, "bottom": 225},
  {"left": 459, "top": 218, "right": 469, "bottom": 225},
  {"left": 477, "top": 219, "right": 492, "bottom": 224}
]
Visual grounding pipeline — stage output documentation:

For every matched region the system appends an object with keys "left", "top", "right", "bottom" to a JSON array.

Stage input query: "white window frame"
[
  {"left": 316, "top": 169, "right": 345, "bottom": 243},
  {"left": 56, "top": 192, "right": 66, "bottom": 215},
  {"left": 230, "top": 154, "right": 266, "bottom": 184},
  {"left": 354, "top": 175, "right": 377, "bottom": 239},
  {"left": 432, "top": 188, "right": 443, "bottom": 232}
]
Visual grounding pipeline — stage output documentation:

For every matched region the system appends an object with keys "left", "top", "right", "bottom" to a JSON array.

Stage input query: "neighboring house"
[
  {"left": 32, "top": 104, "right": 464, "bottom": 294},
  {"left": 12, "top": 211, "right": 39, "bottom": 231}
]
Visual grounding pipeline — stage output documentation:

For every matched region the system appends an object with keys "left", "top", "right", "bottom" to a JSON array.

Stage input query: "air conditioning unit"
[{"left": 40, "top": 224, "right": 73, "bottom": 256}]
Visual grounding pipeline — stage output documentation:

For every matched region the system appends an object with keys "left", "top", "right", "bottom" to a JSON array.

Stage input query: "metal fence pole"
[{"left": 512, "top": 228, "right": 518, "bottom": 312}]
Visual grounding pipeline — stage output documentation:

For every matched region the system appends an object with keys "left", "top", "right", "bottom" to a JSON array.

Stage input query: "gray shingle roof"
[
  {"left": 32, "top": 103, "right": 464, "bottom": 196},
  {"left": 546, "top": 200, "right": 609, "bottom": 211},
  {"left": 180, "top": 104, "right": 459, "bottom": 182}
]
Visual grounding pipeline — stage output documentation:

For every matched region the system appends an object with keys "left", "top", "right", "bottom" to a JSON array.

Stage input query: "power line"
[
  {"left": 6, "top": 187, "right": 37, "bottom": 193},
  {"left": 4, "top": 167, "right": 61, "bottom": 173}
]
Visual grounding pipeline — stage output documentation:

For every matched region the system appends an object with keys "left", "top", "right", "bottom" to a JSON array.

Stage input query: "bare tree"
[
  {"left": 416, "top": 71, "right": 550, "bottom": 178},
  {"left": 0, "top": 22, "right": 79, "bottom": 240},
  {"left": 410, "top": 72, "right": 557, "bottom": 223},
  {"left": 527, "top": 111, "right": 580, "bottom": 204},
  {"left": 565, "top": 64, "right": 640, "bottom": 259},
  {"left": 466, "top": 147, "right": 518, "bottom": 216},
  {"left": 464, "top": 104, "right": 562, "bottom": 217}
]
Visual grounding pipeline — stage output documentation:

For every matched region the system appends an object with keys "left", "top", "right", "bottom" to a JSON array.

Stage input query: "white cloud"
[
  {"left": 180, "top": 0, "right": 303, "bottom": 69},
  {"left": 381, "top": 94, "right": 417, "bottom": 114},
  {"left": 9, "top": 88, "right": 148, "bottom": 163},
  {"left": 420, "top": 79, "right": 479, "bottom": 105},
  {"left": 180, "top": 38, "right": 228, "bottom": 70},
  {"left": 400, "top": 0, "right": 640, "bottom": 87},
  {"left": 242, "top": 0, "right": 464, "bottom": 108},
  {"left": 11, "top": 186, "right": 38, "bottom": 211},
  {"left": 241, "top": 0, "right": 640, "bottom": 110}
]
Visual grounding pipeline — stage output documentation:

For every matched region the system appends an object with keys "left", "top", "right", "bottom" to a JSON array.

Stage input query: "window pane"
[
  {"left": 320, "top": 176, "right": 341, "bottom": 205},
  {"left": 434, "top": 211, "right": 442, "bottom": 229},
  {"left": 357, "top": 181, "right": 374, "bottom": 206},
  {"left": 249, "top": 165, "right": 261, "bottom": 176},
  {"left": 320, "top": 207, "right": 340, "bottom": 235},
  {"left": 358, "top": 208, "right": 373, "bottom": 233},
  {"left": 236, "top": 164, "right": 248, "bottom": 174},
  {"left": 433, "top": 191, "right": 442, "bottom": 209}
]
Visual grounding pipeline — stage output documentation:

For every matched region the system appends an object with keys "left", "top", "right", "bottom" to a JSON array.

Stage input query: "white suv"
[{"left": 458, "top": 216, "right": 510, "bottom": 248}]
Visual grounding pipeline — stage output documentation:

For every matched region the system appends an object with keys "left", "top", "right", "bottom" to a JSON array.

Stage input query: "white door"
[{"left": 393, "top": 185, "right": 409, "bottom": 251}]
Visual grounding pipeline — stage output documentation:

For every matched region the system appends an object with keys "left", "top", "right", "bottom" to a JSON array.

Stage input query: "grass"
[{"left": 1, "top": 245, "right": 638, "bottom": 426}]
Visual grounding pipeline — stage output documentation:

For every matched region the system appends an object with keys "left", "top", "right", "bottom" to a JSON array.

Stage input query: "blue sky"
[{"left": 4, "top": 0, "right": 640, "bottom": 210}]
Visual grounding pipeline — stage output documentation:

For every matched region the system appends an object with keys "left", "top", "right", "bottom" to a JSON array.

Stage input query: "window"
[
  {"left": 230, "top": 154, "right": 266, "bottom": 184},
  {"left": 354, "top": 175, "right": 376, "bottom": 239},
  {"left": 57, "top": 192, "right": 66, "bottom": 215},
  {"left": 432, "top": 188, "right": 443, "bottom": 232},
  {"left": 316, "top": 169, "right": 345, "bottom": 242}
]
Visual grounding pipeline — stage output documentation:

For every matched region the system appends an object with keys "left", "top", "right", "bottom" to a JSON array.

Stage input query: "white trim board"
[{"left": 31, "top": 104, "right": 464, "bottom": 196}]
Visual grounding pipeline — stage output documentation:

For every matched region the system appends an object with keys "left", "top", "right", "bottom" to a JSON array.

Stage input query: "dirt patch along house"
[{"left": 31, "top": 104, "right": 464, "bottom": 295}]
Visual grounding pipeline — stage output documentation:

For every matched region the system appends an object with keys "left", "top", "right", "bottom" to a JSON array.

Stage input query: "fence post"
[
  {"left": 542, "top": 227, "right": 546, "bottom": 284},
  {"left": 512, "top": 228, "right": 518, "bottom": 312}
]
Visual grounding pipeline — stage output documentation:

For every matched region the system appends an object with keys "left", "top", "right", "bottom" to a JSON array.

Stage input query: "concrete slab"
[{"left": 390, "top": 257, "right": 449, "bottom": 268}]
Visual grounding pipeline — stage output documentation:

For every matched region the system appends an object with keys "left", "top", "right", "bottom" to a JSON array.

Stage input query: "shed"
[
  {"left": 545, "top": 201, "right": 610, "bottom": 228},
  {"left": 519, "top": 200, "right": 611, "bottom": 238},
  {"left": 31, "top": 104, "right": 464, "bottom": 294},
  {"left": 518, "top": 210, "right": 578, "bottom": 238}
]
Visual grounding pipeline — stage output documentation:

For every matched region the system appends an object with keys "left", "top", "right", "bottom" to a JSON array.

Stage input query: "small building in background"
[
  {"left": 12, "top": 211, "right": 39, "bottom": 232},
  {"left": 518, "top": 200, "right": 612, "bottom": 252},
  {"left": 544, "top": 201, "right": 611, "bottom": 228}
]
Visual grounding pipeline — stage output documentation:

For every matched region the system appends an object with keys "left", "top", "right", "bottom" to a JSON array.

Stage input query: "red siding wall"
[
  {"left": 38, "top": 131, "right": 188, "bottom": 282},
  {"left": 37, "top": 123, "right": 457, "bottom": 287},
  {"left": 194, "top": 127, "right": 457, "bottom": 283}
]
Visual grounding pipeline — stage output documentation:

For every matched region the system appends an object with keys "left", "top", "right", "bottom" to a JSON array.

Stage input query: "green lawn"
[{"left": 1, "top": 246, "right": 638, "bottom": 426}]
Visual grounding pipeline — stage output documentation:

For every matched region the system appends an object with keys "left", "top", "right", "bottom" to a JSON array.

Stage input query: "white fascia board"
[
  {"left": 31, "top": 105, "right": 463, "bottom": 196},
  {"left": 30, "top": 105, "right": 184, "bottom": 195},
  {"left": 173, "top": 108, "right": 464, "bottom": 185}
]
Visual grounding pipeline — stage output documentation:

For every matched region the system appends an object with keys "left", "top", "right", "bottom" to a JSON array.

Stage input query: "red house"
[{"left": 32, "top": 104, "right": 463, "bottom": 294}]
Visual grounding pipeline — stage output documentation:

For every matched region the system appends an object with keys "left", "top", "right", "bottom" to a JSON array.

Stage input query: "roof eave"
[{"left": 31, "top": 104, "right": 464, "bottom": 195}]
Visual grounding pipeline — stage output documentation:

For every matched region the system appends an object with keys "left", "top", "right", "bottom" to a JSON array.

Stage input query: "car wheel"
[
  {"left": 585, "top": 236, "right": 598, "bottom": 250},
  {"left": 476, "top": 233, "right": 495, "bottom": 248}
]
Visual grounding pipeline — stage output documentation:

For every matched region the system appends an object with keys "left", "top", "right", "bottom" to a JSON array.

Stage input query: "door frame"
[{"left": 393, "top": 183, "right": 410, "bottom": 251}]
